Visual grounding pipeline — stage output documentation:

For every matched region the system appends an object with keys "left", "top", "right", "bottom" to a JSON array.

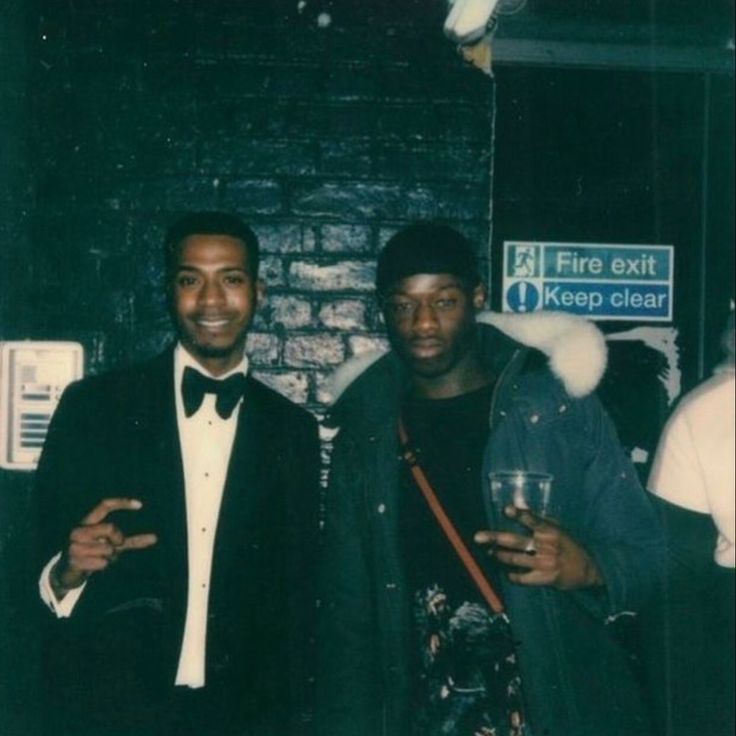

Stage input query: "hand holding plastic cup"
[{"left": 485, "top": 471, "right": 553, "bottom": 534}]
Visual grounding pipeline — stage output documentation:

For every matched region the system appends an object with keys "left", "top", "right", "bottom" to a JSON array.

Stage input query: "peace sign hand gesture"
[{"left": 50, "top": 498, "right": 158, "bottom": 599}]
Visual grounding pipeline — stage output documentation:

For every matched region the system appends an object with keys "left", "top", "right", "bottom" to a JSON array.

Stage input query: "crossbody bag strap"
[{"left": 398, "top": 415, "right": 506, "bottom": 615}]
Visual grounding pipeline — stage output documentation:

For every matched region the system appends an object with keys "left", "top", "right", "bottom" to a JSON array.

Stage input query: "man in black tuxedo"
[{"left": 36, "top": 212, "right": 320, "bottom": 736}]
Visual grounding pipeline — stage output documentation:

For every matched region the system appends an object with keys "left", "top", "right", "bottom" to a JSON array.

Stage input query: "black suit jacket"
[{"left": 36, "top": 349, "right": 320, "bottom": 736}]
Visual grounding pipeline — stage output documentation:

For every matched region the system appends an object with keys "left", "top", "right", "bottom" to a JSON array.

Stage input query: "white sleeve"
[
  {"left": 39, "top": 553, "right": 88, "bottom": 618},
  {"left": 648, "top": 407, "right": 710, "bottom": 514}
]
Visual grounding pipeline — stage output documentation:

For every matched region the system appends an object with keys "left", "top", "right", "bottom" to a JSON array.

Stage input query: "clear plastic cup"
[{"left": 486, "top": 470, "right": 553, "bottom": 533}]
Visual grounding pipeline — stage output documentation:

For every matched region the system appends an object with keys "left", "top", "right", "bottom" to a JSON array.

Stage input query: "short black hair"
[
  {"left": 163, "top": 211, "right": 260, "bottom": 281},
  {"left": 376, "top": 221, "right": 481, "bottom": 296}
]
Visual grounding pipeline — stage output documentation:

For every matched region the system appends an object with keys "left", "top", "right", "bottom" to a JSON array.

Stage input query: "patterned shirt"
[{"left": 400, "top": 385, "right": 526, "bottom": 736}]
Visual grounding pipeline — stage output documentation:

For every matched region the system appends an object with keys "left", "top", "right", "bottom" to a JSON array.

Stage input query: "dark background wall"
[
  {"left": 21, "top": 0, "right": 493, "bottom": 405},
  {"left": 0, "top": 1, "right": 733, "bottom": 734},
  {"left": 490, "top": 0, "right": 734, "bottom": 470}
]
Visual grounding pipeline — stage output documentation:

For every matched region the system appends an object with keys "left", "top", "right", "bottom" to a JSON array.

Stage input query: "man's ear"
[{"left": 472, "top": 283, "right": 488, "bottom": 311}]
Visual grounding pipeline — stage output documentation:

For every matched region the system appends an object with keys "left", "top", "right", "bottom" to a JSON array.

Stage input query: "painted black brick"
[
  {"left": 256, "top": 222, "right": 317, "bottom": 254},
  {"left": 374, "top": 143, "right": 490, "bottom": 183},
  {"left": 199, "top": 139, "right": 318, "bottom": 177},
  {"left": 318, "top": 139, "right": 374, "bottom": 177},
  {"left": 321, "top": 224, "right": 373, "bottom": 253},
  {"left": 323, "top": 62, "right": 379, "bottom": 100},
  {"left": 378, "top": 61, "right": 492, "bottom": 103},
  {"left": 377, "top": 100, "right": 492, "bottom": 142},
  {"left": 291, "top": 181, "right": 404, "bottom": 219},
  {"left": 24, "top": 0, "right": 493, "bottom": 411},
  {"left": 288, "top": 260, "right": 376, "bottom": 292},
  {"left": 220, "top": 178, "right": 284, "bottom": 214}
]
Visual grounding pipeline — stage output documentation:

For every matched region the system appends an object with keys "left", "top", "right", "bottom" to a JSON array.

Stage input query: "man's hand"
[
  {"left": 50, "top": 498, "right": 158, "bottom": 599},
  {"left": 474, "top": 506, "right": 604, "bottom": 591}
]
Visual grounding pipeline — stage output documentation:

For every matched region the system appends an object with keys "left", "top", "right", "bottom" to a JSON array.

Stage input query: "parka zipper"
[{"left": 487, "top": 348, "right": 523, "bottom": 431}]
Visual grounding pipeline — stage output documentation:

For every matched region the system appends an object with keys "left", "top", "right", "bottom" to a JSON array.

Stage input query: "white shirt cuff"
[{"left": 39, "top": 552, "right": 87, "bottom": 618}]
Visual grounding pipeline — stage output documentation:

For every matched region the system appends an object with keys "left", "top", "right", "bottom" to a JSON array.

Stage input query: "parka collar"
[{"left": 326, "top": 310, "right": 607, "bottom": 430}]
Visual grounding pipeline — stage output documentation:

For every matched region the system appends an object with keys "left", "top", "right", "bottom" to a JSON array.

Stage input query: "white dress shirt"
[
  {"left": 173, "top": 345, "right": 246, "bottom": 686},
  {"left": 39, "top": 343, "right": 248, "bottom": 688}
]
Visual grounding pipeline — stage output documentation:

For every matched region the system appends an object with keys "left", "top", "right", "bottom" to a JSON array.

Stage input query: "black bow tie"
[{"left": 182, "top": 366, "right": 246, "bottom": 419}]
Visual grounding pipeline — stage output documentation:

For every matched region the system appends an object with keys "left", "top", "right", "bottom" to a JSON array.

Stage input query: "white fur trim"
[
  {"left": 327, "top": 310, "right": 607, "bottom": 403},
  {"left": 477, "top": 311, "right": 607, "bottom": 398},
  {"left": 328, "top": 349, "right": 387, "bottom": 406}
]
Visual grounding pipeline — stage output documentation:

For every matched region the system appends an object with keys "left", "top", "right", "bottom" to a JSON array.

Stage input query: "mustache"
[{"left": 409, "top": 338, "right": 444, "bottom": 346}]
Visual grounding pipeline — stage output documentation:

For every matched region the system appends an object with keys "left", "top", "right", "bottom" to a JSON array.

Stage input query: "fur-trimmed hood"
[{"left": 327, "top": 310, "right": 607, "bottom": 407}]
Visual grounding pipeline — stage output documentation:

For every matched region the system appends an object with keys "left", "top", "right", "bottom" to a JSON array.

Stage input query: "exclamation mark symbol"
[{"left": 517, "top": 282, "right": 528, "bottom": 312}]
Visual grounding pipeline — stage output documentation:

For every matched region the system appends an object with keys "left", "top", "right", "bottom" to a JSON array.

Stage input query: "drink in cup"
[{"left": 485, "top": 470, "right": 553, "bottom": 534}]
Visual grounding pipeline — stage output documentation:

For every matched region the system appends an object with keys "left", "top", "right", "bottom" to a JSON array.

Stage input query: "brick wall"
[{"left": 26, "top": 0, "right": 494, "bottom": 415}]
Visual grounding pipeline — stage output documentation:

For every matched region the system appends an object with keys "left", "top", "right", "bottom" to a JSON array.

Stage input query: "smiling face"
[
  {"left": 382, "top": 273, "right": 487, "bottom": 394},
  {"left": 170, "top": 234, "right": 264, "bottom": 376}
]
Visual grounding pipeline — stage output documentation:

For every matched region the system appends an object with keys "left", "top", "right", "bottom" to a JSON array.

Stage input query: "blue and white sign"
[{"left": 502, "top": 241, "right": 674, "bottom": 322}]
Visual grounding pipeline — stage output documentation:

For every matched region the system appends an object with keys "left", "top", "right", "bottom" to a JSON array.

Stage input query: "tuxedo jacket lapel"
[
  {"left": 211, "top": 377, "right": 268, "bottom": 578},
  {"left": 134, "top": 350, "right": 189, "bottom": 614}
]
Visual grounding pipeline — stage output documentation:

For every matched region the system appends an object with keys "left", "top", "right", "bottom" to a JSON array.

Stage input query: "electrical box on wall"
[{"left": 0, "top": 341, "right": 84, "bottom": 471}]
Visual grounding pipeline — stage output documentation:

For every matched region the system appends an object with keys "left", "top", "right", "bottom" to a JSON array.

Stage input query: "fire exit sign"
[{"left": 502, "top": 241, "right": 674, "bottom": 322}]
